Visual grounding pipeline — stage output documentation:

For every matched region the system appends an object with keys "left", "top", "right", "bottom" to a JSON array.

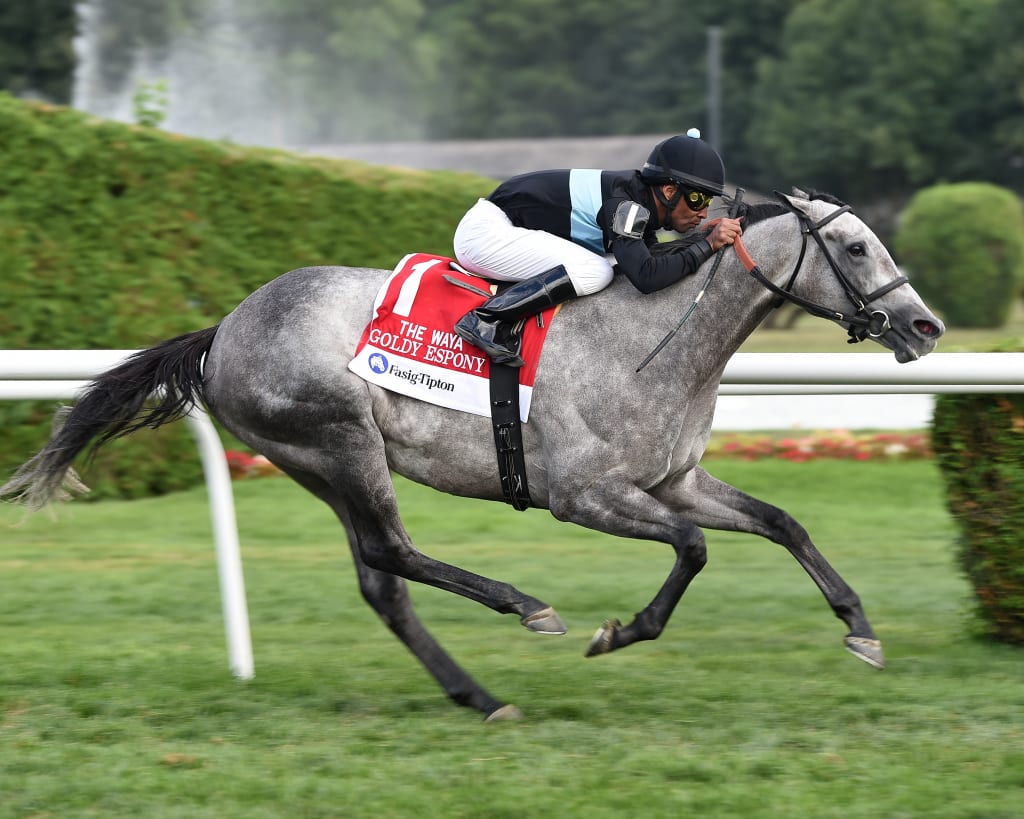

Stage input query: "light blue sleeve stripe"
[{"left": 568, "top": 169, "right": 606, "bottom": 254}]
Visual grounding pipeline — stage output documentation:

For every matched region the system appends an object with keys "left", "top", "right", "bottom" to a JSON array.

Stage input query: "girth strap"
[{"left": 488, "top": 362, "right": 532, "bottom": 511}]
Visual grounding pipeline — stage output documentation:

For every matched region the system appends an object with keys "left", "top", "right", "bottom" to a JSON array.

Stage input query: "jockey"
[{"left": 452, "top": 129, "right": 744, "bottom": 367}]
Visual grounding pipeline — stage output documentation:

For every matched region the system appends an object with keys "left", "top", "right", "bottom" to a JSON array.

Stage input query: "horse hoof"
[
  {"left": 845, "top": 636, "right": 885, "bottom": 669},
  {"left": 520, "top": 606, "right": 567, "bottom": 635},
  {"left": 484, "top": 704, "right": 523, "bottom": 723},
  {"left": 585, "top": 618, "right": 621, "bottom": 657}
]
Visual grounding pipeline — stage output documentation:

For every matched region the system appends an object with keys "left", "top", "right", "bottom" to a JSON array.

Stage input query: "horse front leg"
[
  {"left": 549, "top": 477, "right": 710, "bottom": 656},
  {"left": 585, "top": 522, "right": 709, "bottom": 656},
  {"left": 654, "top": 465, "right": 884, "bottom": 669}
]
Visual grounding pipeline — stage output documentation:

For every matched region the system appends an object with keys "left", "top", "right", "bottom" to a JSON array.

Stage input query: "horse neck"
[
  {"left": 636, "top": 218, "right": 802, "bottom": 383},
  {"left": 713, "top": 216, "right": 804, "bottom": 350}
]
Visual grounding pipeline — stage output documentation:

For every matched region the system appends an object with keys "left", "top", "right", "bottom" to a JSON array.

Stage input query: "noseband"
[{"left": 741, "top": 193, "right": 909, "bottom": 344}]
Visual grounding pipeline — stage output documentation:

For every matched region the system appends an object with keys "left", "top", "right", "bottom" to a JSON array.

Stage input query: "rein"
[
  {"left": 740, "top": 192, "right": 909, "bottom": 344},
  {"left": 636, "top": 188, "right": 746, "bottom": 372}
]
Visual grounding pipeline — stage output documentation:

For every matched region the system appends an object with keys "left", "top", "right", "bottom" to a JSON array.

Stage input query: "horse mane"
[
  {"left": 734, "top": 188, "right": 847, "bottom": 227},
  {"left": 652, "top": 188, "right": 847, "bottom": 257}
]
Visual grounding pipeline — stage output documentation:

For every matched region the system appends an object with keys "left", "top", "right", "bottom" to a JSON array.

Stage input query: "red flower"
[{"left": 224, "top": 450, "right": 282, "bottom": 479}]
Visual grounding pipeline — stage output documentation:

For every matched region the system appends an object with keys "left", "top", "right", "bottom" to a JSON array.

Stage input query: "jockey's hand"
[{"left": 705, "top": 217, "right": 743, "bottom": 251}]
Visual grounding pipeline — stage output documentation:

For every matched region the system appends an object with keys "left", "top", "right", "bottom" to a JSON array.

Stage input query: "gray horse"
[{"left": 1, "top": 191, "right": 944, "bottom": 720}]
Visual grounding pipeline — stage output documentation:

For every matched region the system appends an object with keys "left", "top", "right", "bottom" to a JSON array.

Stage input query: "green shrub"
[
  {"left": 132, "top": 79, "right": 169, "bottom": 128},
  {"left": 0, "top": 93, "right": 494, "bottom": 499},
  {"left": 931, "top": 378, "right": 1024, "bottom": 645},
  {"left": 894, "top": 183, "right": 1024, "bottom": 327}
]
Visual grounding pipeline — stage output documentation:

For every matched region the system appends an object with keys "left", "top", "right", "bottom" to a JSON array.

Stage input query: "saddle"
[{"left": 348, "top": 254, "right": 560, "bottom": 511}]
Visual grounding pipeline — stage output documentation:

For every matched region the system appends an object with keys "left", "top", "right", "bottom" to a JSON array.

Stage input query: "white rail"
[
  {"left": 5, "top": 350, "right": 1024, "bottom": 389},
  {"left": 719, "top": 352, "right": 1024, "bottom": 394}
]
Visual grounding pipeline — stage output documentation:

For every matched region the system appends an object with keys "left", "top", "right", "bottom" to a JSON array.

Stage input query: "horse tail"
[{"left": 0, "top": 325, "right": 220, "bottom": 510}]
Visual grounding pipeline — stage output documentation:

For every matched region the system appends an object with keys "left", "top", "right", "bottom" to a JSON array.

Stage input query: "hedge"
[
  {"left": 932, "top": 374, "right": 1024, "bottom": 645},
  {"left": 0, "top": 93, "right": 493, "bottom": 498},
  {"left": 893, "top": 182, "right": 1024, "bottom": 328}
]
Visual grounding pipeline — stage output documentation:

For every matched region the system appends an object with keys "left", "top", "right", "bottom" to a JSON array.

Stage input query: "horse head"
[{"left": 743, "top": 189, "right": 944, "bottom": 363}]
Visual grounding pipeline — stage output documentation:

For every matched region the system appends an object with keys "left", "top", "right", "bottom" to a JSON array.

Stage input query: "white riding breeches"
[{"left": 453, "top": 198, "right": 616, "bottom": 296}]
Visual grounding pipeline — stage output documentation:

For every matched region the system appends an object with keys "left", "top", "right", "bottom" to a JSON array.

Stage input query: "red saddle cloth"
[{"left": 348, "top": 253, "right": 559, "bottom": 420}]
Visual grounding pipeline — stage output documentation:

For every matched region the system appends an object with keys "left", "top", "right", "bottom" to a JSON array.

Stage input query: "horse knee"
[
  {"left": 687, "top": 540, "right": 708, "bottom": 570},
  {"left": 678, "top": 536, "right": 707, "bottom": 572},
  {"left": 356, "top": 565, "right": 406, "bottom": 610},
  {"left": 357, "top": 541, "right": 415, "bottom": 577}
]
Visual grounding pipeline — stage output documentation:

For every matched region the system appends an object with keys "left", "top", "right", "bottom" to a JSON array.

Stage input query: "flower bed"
[
  {"left": 705, "top": 430, "right": 931, "bottom": 462},
  {"left": 224, "top": 431, "right": 931, "bottom": 480}
]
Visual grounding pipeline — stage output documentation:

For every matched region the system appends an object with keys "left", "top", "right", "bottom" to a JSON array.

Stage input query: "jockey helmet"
[{"left": 641, "top": 132, "right": 725, "bottom": 196}]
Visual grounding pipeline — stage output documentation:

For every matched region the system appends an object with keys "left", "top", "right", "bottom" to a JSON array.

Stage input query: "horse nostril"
[{"left": 914, "top": 319, "right": 942, "bottom": 338}]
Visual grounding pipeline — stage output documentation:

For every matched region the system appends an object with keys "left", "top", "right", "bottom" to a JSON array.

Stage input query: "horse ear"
[
  {"left": 790, "top": 187, "right": 810, "bottom": 199},
  {"left": 773, "top": 189, "right": 813, "bottom": 216}
]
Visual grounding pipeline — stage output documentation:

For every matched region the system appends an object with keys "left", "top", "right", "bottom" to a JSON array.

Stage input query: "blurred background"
[
  {"left": 4, "top": 0, "right": 1024, "bottom": 433},
  {"left": 6, "top": 0, "right": 1022, "bottom": 207}
]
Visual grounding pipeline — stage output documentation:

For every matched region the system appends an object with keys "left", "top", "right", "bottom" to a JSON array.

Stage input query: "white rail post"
[
  {"left": 184, "top": 407, "right": 254, "bottom": 680},
  {"left": 0, "top": 351, "right": 254, "bottom": 680}
]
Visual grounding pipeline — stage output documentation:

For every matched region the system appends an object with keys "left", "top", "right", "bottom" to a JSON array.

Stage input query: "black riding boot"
[{"left": 454, "top": 265, "right": 577, "bottom": 367}]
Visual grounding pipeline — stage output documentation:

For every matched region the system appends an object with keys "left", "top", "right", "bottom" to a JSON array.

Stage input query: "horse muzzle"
[{"left": 875, "top": 310, "right": 945, "bottom": 363}]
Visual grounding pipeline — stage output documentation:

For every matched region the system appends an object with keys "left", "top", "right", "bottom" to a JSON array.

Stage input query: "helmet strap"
[{"left": 652, "top": 184, "right": 684, "bottom": 230}]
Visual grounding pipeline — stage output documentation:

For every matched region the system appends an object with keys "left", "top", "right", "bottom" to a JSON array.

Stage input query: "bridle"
[
  {"left": 739, "top": 192, "right": 909, "bottom": 344},
  {"left": 636, "top": 190, "right": 911, "bottom": 372}
]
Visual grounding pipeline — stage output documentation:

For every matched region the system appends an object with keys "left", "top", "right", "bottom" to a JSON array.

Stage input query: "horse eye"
[{"left": 848, "top": 243, "right": 866, "bottom": 257}]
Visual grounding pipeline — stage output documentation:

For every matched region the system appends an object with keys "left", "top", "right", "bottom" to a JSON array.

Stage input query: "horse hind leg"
[
  {"left": 354, "top": 555, "right": 524, "bottom": 721},
  {"left": 253, "top": 422, "right": 564, "bottom": 633},
  {"left": 345, "top": 493, "right": 567, "bottom": 634},
  {"left": 320, "top": 440, "right": 565, "bottom": 634},
  {"left": 277, "top": 459, "right": 551, "bottom": 718},
  {"left": 281, "top": 464, "right": 523, "bottom": 719},
  {"left": 338, "top": 518, "right": 521, "bottom": 721}
]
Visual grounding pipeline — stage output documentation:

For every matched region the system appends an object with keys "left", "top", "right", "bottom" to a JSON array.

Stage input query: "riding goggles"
[{"left": 680, "top": 187, "right": 714, "bottom": 212}]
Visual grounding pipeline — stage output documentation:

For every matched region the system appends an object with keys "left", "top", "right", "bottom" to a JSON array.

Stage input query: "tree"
[
  {"left": 967, "top": 0, "right": 1024, "bottom": 191},
  {"left": 425, "top": 0, "right": 607, "bottom": 138},
  {"left": 75, "top": 0, "right": 202, "bottom": 95},
  {"left": 61, "top": 0, "right": 1023, "bottom": 199},
  {"left": 0, "top": 0, "right": 77, "bottom": 103},
  {"left": 75, "top": 0, "right": 437, "bottom": 143},
  {"left": 690, "top": 0, "right": 802, "bottom": 184},
  {"left": 750, "top": 0, "right": 980, "bottom": 200},
  {"left": 221, "top": 0, "right": 439, "bottom": 142}
]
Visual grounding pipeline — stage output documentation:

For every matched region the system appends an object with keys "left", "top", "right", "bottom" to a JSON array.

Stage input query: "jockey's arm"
[
  {"left": 610, "top": 233, "right": 714, "bottom": 295},
  {"left": 605, "top": 198, "right": 715, "bottom": 295}
]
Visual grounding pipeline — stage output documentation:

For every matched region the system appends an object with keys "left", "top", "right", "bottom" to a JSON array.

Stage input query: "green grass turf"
[{"left": 1, "top": 460, "right": 1021, "bottom": 818}]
